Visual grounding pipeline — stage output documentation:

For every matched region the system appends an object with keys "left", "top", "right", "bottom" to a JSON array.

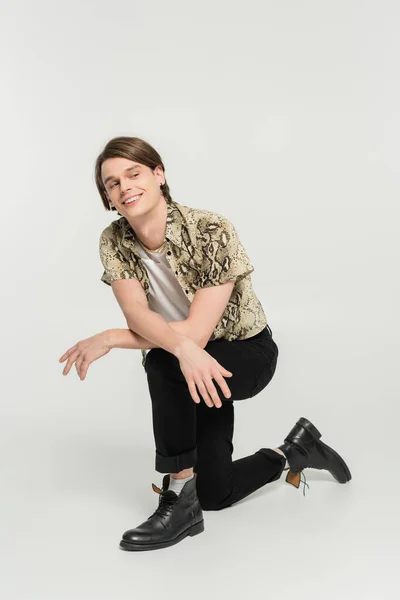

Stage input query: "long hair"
[{"left": 94, "top": 136, "right": 173, "bottom": 212}]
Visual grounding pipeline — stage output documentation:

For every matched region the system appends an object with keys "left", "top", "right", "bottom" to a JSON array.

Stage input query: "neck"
[{"left": 127, "top": 197, "right": 168, "bottom": 251}]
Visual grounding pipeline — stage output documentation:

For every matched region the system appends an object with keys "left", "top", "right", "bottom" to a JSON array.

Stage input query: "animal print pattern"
[{"left": 99, "top": 200, "right": 268, "bottom": 368}]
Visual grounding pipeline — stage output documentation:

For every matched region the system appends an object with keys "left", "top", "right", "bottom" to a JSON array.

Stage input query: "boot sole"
[
  {"left": 288, "top": 417, "right": 352, "bottom": 483},
  {"left": 119, "top": 519, "right": 205, "bottom": 552}
]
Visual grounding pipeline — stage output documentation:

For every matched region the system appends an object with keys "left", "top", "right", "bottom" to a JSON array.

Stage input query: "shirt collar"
[{"left": 119, "top": 200, "right": 184, "bottom": 255}]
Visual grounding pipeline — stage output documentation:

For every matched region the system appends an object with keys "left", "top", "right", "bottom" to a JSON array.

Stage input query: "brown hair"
[{"left": 94, "top": 136, "right": 173, "bottom": 212}]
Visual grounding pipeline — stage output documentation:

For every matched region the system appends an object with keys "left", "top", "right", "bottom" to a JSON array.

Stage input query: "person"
[{"left": 59, "top": 136, "right": 352, "bottom": 552}]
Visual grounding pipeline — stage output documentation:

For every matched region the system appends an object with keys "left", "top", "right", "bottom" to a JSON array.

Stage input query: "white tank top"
[{"left": 135, "top": 242, "right": 191, "bottom": 359}]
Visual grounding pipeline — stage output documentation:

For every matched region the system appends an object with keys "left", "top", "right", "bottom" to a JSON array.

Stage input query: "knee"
[
  {"left": 198, "top": 494, "right": 232, "bottom": 511},
  {"left": 196, "top": 480, "right": 232, "bottom": 511},
  {"left": 144, "top": 348, "right": 180, "bottom": 375}
]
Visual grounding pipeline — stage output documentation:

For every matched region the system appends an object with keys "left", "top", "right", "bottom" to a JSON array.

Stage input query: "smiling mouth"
[{"left": 122, "top": 193, "right": 143, "bottom": 206}]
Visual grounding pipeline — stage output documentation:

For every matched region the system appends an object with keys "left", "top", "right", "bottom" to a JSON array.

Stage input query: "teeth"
[{"left": 124, "top": 194, "right": 141, "bottom": 204}]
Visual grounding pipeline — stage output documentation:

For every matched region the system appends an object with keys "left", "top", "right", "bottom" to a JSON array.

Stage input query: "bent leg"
[
  {"left": 194, "top": 328, "right": 284, "bottom": 509},
  {"left": 144, "top": 326, "right": 284, "bottom": 507},
  {"left": 194, "top": 399, "right": 285, "bottom": 511}
]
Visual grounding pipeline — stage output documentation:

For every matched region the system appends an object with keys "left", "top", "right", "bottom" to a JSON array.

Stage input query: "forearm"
[
  {"left": 105, "top": 319, "right": 199, "bottom": 351},
  {"left": 104, "top": 328, "right": 156, "bottom": 350}
]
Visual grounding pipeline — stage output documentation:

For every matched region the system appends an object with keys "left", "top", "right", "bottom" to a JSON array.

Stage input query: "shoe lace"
[
  {"left": 299, "top": 471, "right": 310, "bottom": 497},
  {"left": 148, "top": 492, "right": 177, "bottom": 520}
]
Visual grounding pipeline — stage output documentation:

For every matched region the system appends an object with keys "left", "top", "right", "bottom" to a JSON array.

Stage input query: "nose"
[{"left": 120, "top": 176, "right": 132, "bottom": 194}]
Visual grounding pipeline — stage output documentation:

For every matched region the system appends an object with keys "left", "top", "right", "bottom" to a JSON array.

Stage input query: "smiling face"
[{"left": 101, "top": 156, "right": 165, "bottom": 217}]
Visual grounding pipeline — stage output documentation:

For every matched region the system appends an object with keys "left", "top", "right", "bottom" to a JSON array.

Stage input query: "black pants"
[{"left": 144, "top": 325, "right": 286, "bottom": 511}]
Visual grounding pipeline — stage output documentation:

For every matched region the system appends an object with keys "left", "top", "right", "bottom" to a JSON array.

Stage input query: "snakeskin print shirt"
[{"left": 99, "top": 199, "right": 268, "bottom": 368}]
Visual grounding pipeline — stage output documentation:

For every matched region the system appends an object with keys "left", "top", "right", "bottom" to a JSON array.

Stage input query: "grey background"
[{"left": 1, "top": 1, "right": 398, "bottom": 598}]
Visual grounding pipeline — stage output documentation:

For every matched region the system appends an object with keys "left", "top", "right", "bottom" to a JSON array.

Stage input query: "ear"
[{"left": 154, "top": 165, "right": 165, "bottom": 184}]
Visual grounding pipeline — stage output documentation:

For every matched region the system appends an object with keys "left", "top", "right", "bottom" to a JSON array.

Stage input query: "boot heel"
[
  {"left": 285, "top": 469, "right": 310, "bottom": 496},
  {"left": 285, "top": 470, "right": 301, "bottom": 488},
  {"left": 189, "top": 520, "right": 204, "bottom": 537},
  {"left": 297, "top": 417, "right": 322, "bottom": 440}
]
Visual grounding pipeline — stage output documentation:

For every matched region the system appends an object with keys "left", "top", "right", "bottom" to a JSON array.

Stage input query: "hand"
[
  {"left": 175, "top": 338, "right": 233, "bottom": 408},
  {"left": 59, "top": 331, "right": 112, "bottom": 380}
]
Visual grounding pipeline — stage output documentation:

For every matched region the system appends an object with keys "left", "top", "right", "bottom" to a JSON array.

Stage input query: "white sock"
[
  {"left": 167, "top": 474, "right": 194, "bottom": 495},
  {"left": 275, "top": 449, "right": 289, "bottom": 469}
]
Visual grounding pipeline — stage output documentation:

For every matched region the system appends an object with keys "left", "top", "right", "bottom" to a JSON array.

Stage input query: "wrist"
[
  {"left": 173, "top": 336, "right": 194, "bottom": 359},
  {"left": 103, "top": 329, "right": 115, "bottom": 350}
]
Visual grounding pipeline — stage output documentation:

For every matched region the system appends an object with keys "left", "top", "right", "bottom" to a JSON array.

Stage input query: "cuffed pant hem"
[
  {"left": 155, "top": 448, "right": 198, "bottom": 474},
  {"left": 256, "top": 448, "right": 286, "bottom": 481}
]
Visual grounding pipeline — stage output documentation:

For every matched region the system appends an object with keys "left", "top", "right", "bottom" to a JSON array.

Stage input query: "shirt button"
[
  {"left": 167, "top": 251, "right": 171, "bottom": 255},
  {"left": 185, "top": 290, "right": 189, "bottom": 294},
  {"left": 175, "top": 271, "right": 178, "bottom": 275}
]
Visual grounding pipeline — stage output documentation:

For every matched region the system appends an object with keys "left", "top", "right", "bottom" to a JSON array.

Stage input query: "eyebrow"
[{"left": 103, "top": 165, "right": 141, "bottom": 186}]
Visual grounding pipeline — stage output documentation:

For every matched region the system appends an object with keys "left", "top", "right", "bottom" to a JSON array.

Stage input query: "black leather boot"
[
  {"left": 278, "top": 417, "right": 352, "bottom": 492},
  {"left": 119, "top": 473, "right": 204, "bottom": 551}
]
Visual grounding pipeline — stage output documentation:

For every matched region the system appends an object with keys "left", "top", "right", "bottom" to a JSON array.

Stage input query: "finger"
[
  {"left": 80, "top": 360, "right": 90, "bottom": 380},
  {"left": 59, "top": 351, "right": 71, "bottom": 363},
  {"left": 60, "top": 346, "right": 78, "bottom": 365},
  {"left": 213, "top": 359, "right": 232, "bottom": 377},
  {"left": 213, "top": 371, "right": 232, "bottom": 399},
  {"left": 59, "top": 345, "right": 77, "bottom": 363},
  {"left": 75, "top": 357, "right": 85, "bottom": 379},
  {"left": 187, "top": 380, "right": 201, "bottom": 404},
  {"left": 196, "top": 380, "right": 214, "bottom": 408},
  {"left": 204, "top": 377, "right": 222, "bottom": 408},
  {"left": 221, "top": 366, "right": 233, "bottom": 376},
  {"left": 63, "top": 350, "right": 80, "bottom": 375}
]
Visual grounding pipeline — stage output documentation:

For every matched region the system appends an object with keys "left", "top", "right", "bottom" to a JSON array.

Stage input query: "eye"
[{"left": 129, "top": 173, "right": 138, "bottom": 178}]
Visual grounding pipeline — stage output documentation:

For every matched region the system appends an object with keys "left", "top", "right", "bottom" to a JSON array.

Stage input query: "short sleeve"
[
  {"left": 199, "top": 216, "right": 254, "bottom": 288},
  {"left": 99, "top": 230, "right": 138, "bottom": 286}
]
